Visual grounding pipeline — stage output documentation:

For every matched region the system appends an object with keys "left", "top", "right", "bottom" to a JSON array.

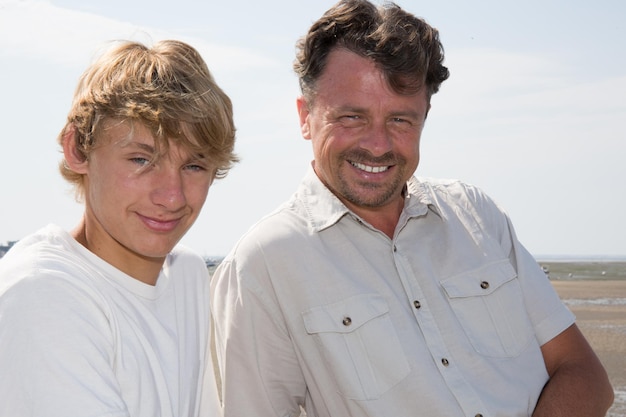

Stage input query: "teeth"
[{"left": 351, "top": 162, "right": 389, "bottom": 173}]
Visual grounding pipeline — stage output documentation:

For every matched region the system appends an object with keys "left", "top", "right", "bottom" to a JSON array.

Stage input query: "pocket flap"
[
  {"left": 302, "top": 294, "right": 389, "bottom": 334},
  {"left": 441, "top": 260, "right": 517, "bottom": 298}
]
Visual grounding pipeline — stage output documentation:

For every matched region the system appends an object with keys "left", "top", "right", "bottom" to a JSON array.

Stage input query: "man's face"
[
  {"left": 297, "top": 48, "right": 429, "bottom": 217},
  {"left": 81, "top": 120, "right": 215, "bottom": 268}
]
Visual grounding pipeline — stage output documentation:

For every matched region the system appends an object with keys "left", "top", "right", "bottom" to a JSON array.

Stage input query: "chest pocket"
[
  {"left": 302, "top": 294, "right": 410, "bottom": 400},
  {"left": 441, "top": 260, "right": 534, "bottom": 358}
]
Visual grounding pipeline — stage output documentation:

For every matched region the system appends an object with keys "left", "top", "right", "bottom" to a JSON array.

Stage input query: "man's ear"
[
  {"left": 296, "top": 96, "right": 312, "bottom": 140},
  {"left": 62, "top": 125, "right": 89, "bottom": 174}
]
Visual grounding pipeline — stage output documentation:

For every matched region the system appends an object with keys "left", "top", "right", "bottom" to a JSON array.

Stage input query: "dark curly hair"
[{"left": 294, "top": 0, "right": 449, "bottom": 102}]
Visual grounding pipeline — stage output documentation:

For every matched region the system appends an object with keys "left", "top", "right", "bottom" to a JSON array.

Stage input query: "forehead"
[
  {"left": 98, "top": 118, "right": 152, "bottom": 145},
  {"left": 315, "top": 49, "right": 429, "bottom": 112},
  {"left": 318, "top": 49, "right": 380, "bottom": 88},
  {"left": 96, "top": 118, "right": 208, "bottom": 163}
]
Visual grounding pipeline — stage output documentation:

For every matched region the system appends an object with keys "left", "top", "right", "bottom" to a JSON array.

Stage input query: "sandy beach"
[{"left": 551, "top": 279, "right": 626, "bottom": 416}]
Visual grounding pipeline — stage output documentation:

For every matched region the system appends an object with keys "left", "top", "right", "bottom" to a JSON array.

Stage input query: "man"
[
  {"left": 210, "top": 1, "right": 613, "bottom": 416},
  {"left": 0, "top": 40, "right": 237, "bottom": 417}
]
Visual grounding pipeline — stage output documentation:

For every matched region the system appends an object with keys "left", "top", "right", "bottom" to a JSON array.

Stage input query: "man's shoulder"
[
  {"left": 414, "top": 176, "right": 488, "bottom": 201},
  {"left": 215, "top": 199, "right": 317, "bottom": 273},
  {"left": 238, "top": 202, "right": 308, "bottom": 243},
  {"left": 411, "top": 176, "right": 505, "bottom": 220}
]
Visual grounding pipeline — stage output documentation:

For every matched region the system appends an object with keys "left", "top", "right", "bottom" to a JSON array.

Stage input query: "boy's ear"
[{"left": 62, "top": 125, "right": 89, "bottom": 174}]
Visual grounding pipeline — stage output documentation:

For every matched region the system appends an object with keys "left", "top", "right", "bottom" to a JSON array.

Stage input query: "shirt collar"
[
  {"left": 298, "top": 166, "right": 442, "bottom": 233},
  {"left": 405, "top": 176, "right": 443, "bottom": 218},
  {"left": 298, "top": 167, "right": 350, "bottom": 232}
]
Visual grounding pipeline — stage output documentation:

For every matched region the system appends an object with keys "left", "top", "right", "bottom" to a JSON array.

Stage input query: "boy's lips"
[{"left": 138, "top": 214, "right": 182, "bottom": 232}]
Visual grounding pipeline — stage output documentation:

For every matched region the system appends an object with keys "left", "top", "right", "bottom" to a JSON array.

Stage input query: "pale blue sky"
[{"left": 1, "top": 0, "right": 625, "bottom": 258}]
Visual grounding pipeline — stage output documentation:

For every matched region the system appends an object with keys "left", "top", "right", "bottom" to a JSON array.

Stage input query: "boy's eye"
[
  {"left": 184, "top": 163, "right": 206, "bottom": 172},
  {"left": 130, "top": 157, "right": 151, "bottom": 166}
]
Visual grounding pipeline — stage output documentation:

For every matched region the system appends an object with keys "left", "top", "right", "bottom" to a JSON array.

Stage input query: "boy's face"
[{"left": 78, "top": 119, "right": 215, "bottom": 277}]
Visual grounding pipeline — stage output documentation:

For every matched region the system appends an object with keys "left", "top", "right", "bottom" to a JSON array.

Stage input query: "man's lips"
[{"left": 350, "top": 161, "right": 391, "bottom": 173}]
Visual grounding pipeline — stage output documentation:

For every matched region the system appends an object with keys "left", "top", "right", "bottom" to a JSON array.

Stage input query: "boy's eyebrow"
[
  {"left": 123, "top": 140, "right": 210, "bottom": 164},
  {"left": 121, "top": 141, "right": 156, "bottom": 153}
]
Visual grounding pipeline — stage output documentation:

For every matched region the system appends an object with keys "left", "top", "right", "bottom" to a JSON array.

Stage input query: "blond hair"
[{"left": 59, "top": 39, "right": 238, "bottom": 199}]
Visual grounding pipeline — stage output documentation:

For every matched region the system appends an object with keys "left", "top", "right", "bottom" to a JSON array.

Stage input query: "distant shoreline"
[
  {"left": 537, "top": 260, "right": 626, "bottom": 281},
  {"left": 535, "top": 255, "right": 626, "bottom": 262},
  {"left": 207, "top": 258, "right": 626, "bottom": 281}
]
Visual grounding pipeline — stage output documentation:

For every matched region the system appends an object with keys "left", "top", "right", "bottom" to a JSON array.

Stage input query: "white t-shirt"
[{"left": 0, "top": 224, "right": 220, "bottom": 417}]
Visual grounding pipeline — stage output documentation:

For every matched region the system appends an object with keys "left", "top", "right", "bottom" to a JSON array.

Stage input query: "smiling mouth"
[
  {"left": 350, "top": 161, "right": 390, "bottom": 173},
  {"left": 140, "top": 214, "right": 182, "bottom": 232}
]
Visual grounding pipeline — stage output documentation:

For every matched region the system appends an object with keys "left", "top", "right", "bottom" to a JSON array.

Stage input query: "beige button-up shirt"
[{"left": 211, "top": 168, "right": 575, "bottom": 417}]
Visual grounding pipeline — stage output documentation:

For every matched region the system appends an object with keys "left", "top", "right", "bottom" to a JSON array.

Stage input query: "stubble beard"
[{"left": 336, "top": 152, "right": 406, "bottom": 209}]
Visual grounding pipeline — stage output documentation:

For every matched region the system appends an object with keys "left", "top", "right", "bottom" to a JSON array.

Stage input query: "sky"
[{"left": 1, "top": 0, "right": 625, "bottom": 259}]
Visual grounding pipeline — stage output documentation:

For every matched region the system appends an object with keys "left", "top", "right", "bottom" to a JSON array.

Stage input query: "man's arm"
[
  {"left": 533, "top": 323, "right": 613, "bottom": 416},
  {"left": 210, "top": 258, "right": 307, "bottom": 417}
]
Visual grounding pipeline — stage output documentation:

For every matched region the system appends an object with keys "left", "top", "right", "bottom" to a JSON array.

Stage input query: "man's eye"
[{"left": 340, "top": 115, "right": 364, "bottom": 127}]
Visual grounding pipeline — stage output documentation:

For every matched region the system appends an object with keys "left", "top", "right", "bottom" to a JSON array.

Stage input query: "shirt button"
[
  {"left": 480, "top": 281, "right": 489, "bottom": 289},
  {"left": 413, "top": 300, "right": 421, "bottom": 309},
  {"left": 342, "top": 317, "right": 352, "bottom": 326},
  {"left": 441, "top": 358, "right": 449, "bottom": 366}
]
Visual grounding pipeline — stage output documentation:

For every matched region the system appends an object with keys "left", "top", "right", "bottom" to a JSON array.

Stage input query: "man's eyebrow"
[
  {"left": 389, "top": 109, "right": 423, "bottom": 120},
  {"left": 333, "top": 105, "right": 423, "bottom": 120}
]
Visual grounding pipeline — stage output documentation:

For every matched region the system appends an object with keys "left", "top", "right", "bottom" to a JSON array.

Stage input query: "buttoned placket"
[{"left": 392, "top": 240, "right": 489, "bottom": 417}]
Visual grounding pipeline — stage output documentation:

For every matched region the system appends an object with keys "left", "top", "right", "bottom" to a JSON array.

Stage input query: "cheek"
[
  {"left": 86, "top": 173, "right": 115, "bottom": 203},
  {"left": 197, "top": 187, "right": 210, "bottom": 207},
  {"left": 313, "top": 140, "right": 337, "bottom": 165},
  {"left": 312, "top": 129, "right": 347, "bottom": 158},
  {"left": 88, "top": 173, "right": 146, "bottom": 216},
  {"left": 397, "top": 133, "right": 421, "bottom": 155},
  {"left": 405, "top": 140, "right": 421, "bottom": 171},
  {"left": 185, "top": 179, "right": 212, "bottom": 207}
]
